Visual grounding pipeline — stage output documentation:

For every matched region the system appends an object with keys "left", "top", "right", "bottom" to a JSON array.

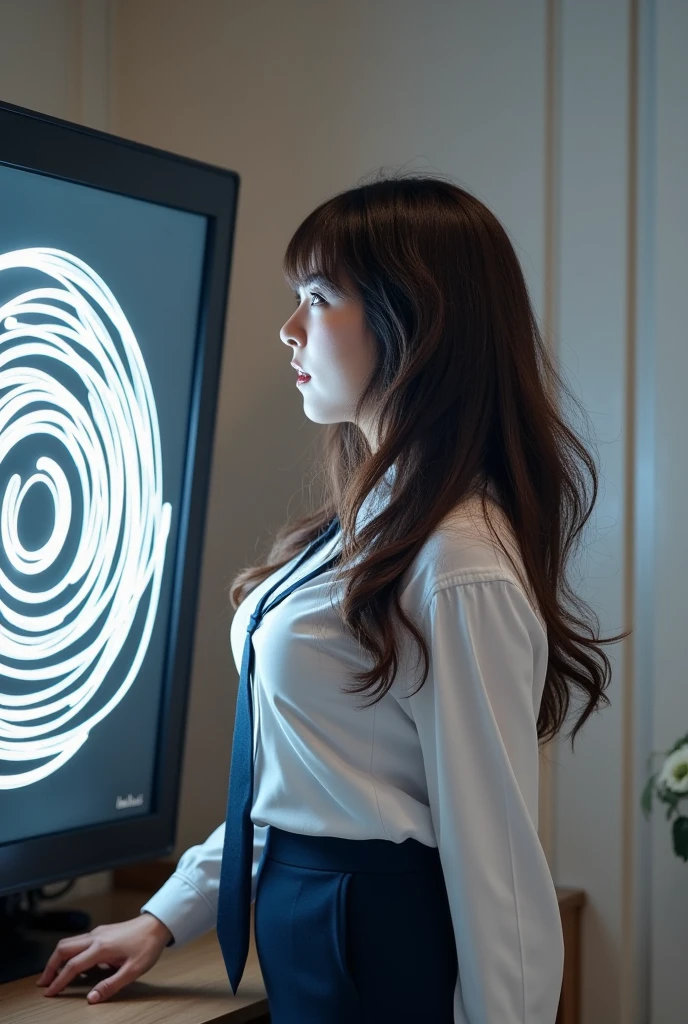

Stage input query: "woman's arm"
[
  {"left": 139, "top": 820, "right": 269, "bottom": 949},
  {"left": 406, "top": 575, "right": 564, "bottom": 1023}
]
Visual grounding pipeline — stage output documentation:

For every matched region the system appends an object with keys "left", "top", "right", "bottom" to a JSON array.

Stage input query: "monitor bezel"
[{"left": 0, "top": 98, "right": 239, "bottom": 896}]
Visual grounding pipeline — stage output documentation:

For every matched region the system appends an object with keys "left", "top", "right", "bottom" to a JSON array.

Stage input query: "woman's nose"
[{"left": 280, "top": 312, "right": 301, "bottom": 345}]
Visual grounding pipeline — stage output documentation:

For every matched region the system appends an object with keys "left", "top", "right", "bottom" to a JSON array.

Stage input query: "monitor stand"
[{"left": 0, "top": 892, "right": 92, "bottom": 984}]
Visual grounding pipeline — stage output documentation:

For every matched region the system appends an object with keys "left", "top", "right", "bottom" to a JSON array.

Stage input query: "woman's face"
[{"left": 279, "top": 270, "right": 379, "bottom": 449}]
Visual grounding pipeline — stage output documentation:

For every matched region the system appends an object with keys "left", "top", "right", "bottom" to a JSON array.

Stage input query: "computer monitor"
[{"left": 0, "top": 99, "right": 239, "bottom": 983}]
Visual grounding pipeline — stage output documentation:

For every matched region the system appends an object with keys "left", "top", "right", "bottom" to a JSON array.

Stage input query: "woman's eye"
[{"left": 294, "top": 292, "right": 326, "bottom": 307}]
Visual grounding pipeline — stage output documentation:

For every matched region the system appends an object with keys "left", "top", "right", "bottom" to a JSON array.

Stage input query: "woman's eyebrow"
[{"left": 293, "top": 275, "right": 329, "bottom": 291}]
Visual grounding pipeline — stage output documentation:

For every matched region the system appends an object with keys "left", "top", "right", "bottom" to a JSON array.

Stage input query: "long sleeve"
[
  {"left": 139, "top": 821, "right": 269, "bottom": 949},
  {"left": 405, "top": 576, "right": 564, "bottom": 1024}
]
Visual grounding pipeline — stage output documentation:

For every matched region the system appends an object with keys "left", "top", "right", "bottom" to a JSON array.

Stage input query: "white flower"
[{"left": 658, "top": 744, "right": 688, "bottom": 795}]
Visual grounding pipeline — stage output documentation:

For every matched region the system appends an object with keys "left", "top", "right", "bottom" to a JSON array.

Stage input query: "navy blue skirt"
[{"left": 253, "top": 825, "right": 458, "bottom": 1023}]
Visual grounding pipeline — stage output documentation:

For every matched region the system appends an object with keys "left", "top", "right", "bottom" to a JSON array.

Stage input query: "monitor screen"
[
  {"left": 0, "top": 99, "right": 239, "bottom": 944},
  {"left": 0, "top": 162, "right": 207, "bottom": 841}
]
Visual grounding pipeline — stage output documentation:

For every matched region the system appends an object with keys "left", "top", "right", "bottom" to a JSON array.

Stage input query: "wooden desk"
[
  {"left": 1, "top": 872, "right": 585, "bottom": 1023},
  {"left": 0, "top": 888, "right": 270, "bottom": 1023}
]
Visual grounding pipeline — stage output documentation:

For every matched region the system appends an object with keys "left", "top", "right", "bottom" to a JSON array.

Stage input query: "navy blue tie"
[{"left": 216, "top": 515, "right": 342, "bottom": 995}]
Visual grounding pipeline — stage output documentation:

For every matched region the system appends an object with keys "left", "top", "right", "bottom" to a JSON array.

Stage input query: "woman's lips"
[{"left": 296, "top": 372, "right": 311, "bottom": 385}]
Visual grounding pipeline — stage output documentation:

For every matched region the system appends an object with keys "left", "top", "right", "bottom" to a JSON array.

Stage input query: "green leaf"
[
  {"left": 668, "top": 733, "right": 688, "bottom": 756},
  {"left": 640, "top": 774, "right": 655, "bottom": 818},
  {"left": 672, "top": 816, "right": 688, "bottom": 862}
]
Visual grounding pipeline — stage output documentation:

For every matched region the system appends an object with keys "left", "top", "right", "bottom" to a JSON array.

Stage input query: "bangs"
[{"left": 282, "top": 199, "right": 359, "bottom": 301}]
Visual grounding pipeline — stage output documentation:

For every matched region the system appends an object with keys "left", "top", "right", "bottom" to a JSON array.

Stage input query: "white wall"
[
  {"left": 554, "top": 3, "right": 685, "bottom": 1022},
  {"left": 651, "top": 0, "right": 687, "bottom": 1018},
  {"left": 555, "top": 3, "right": 632, "bottom": 1021},
  {"left": 0, "top": 0, "right": 75, "bottom": 118},
  {"left": 1, "top": 1, "right": 684, "bottom": 1020}
]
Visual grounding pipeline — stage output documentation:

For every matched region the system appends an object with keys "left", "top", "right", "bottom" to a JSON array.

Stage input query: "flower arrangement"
[{"left": 641, "top": 731, "right": 688, "bottom": 862}]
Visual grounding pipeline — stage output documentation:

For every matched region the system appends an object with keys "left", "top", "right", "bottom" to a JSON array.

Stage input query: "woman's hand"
[{"left": 36, "top": 912, "right": 173, "bottom": 1003}]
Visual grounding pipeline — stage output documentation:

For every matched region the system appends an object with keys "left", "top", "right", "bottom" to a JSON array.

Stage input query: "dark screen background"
[{"left": 0, "top": 162, "right": 209, "bottom": 844}]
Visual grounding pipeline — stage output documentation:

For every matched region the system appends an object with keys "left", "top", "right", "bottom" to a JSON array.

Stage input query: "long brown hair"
[{"left": 228, "top": 171, "right": 632, "bottom": 753}]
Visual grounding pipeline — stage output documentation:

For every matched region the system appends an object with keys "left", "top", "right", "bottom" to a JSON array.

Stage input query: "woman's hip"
[{"left": 253, "top": 825, "right": 457, "bottom": 1023}]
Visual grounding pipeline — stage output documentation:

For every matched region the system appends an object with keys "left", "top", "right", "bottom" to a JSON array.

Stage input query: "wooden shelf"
[{"left": 555, "top": 887, "right": 586, "bottom": 1024}]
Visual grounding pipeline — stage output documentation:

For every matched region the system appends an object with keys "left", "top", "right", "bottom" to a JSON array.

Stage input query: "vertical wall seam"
[
  {"left": 621, "top": 0, "right": 640, "bottom": 1021},
  {"left": 539, "top": 0, "right": 561, "bottom": 876},
  {"left": 629, "top": 0, "right": 657, "bottom": 1020}
]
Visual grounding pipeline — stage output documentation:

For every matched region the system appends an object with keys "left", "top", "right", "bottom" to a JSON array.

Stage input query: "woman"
[{"left": 37, "top": 173, "right": 630, "bottom": 1021}]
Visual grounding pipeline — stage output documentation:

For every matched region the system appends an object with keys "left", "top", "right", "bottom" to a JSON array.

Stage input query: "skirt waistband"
[{"left": 263, "top": 825, "right": 441, "bottom": 874}]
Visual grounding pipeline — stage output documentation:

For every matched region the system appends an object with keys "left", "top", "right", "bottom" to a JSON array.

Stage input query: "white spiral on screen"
[{"left": 0, "top": 247, "right": 172, "bottom": 789}]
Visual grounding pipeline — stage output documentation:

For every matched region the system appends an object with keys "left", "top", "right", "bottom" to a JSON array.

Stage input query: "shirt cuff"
[{"left": 139, "top": 872, "right": 217, "bottom": 950}]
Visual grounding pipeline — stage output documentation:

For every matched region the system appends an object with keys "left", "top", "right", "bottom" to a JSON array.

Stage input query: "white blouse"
[{"left": 140, "top": 467, "right": 565, "bottom": 1023}]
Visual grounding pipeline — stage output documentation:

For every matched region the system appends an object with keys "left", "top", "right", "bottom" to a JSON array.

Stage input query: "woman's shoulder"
[{"left": 400, "top": 491, "right": 545, "bottom": 631}]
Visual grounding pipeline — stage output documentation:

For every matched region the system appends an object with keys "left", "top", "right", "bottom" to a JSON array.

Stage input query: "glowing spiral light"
[{"left": 0, "top": 248, "right": 172, "bottom": 789}]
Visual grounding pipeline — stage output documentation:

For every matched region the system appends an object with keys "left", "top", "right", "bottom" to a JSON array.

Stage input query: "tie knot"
[{"left": 248, "top": 611, "right": 260, "bottom": 633}]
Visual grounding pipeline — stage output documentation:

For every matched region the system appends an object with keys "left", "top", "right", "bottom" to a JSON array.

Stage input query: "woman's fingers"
[
  {"left": 37, "top": 934, "right": 94, "bottom": 988},
  {"left": 42, "top": 942, "right": 118, "bottom": 997},
  {"left": 82, "top": 963, "right": 138, "bottom": 1005},
  {"left": 36, "top": 915, "right": 168, "bottom": 1002}
]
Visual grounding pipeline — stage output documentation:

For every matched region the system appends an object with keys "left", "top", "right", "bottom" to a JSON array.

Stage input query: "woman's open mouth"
[{"left": 296, "top": 372, "right": 311, "bottom": 385}]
